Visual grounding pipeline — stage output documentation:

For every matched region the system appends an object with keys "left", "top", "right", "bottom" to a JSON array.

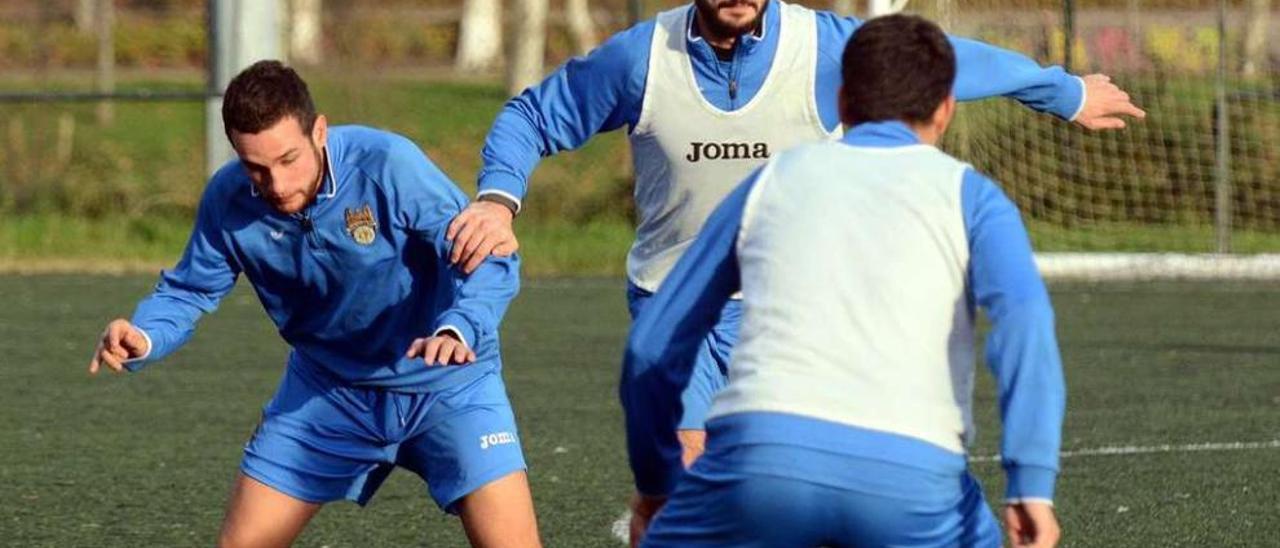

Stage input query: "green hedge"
[{"left": 1, "top": 74, "right": 1276, "bottom": 257}]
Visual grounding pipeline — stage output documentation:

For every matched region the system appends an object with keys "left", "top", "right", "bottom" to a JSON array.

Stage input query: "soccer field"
[{"left": 2, "top": 275, "right": 1277, "bottom": 546}]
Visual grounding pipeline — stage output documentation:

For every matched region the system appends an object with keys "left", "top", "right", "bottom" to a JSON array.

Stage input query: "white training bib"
[
  {"left": 711, "top": 141, "right": 979, "bottom": 454},
  {"left": 627, "top": 2, "right": 832, "bottom": 292}
]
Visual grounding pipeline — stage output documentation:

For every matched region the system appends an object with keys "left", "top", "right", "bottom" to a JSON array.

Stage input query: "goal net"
[{"left": 899, "top": 0, "right": 1280, "bottom": 280}]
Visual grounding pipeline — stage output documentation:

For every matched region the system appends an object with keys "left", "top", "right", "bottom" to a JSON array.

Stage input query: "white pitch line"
[{"left": 968, "top": 440, "right": 1280, "bottom": 463}]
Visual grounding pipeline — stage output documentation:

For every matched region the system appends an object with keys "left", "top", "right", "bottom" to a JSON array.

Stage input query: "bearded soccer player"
[
  {"left": 87, "top": 61, "right": 540, "bottom": 548},
  {"left": 622, "top": 14, "right": 1065, "bottom": 547},
  {"left": 448, "top": 0, "right": 1132, "bottom": 539}
]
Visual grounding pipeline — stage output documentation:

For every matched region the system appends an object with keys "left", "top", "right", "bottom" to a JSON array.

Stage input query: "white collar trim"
[{"left": 247, "top": 146, "right": 336, "bottom": 199}]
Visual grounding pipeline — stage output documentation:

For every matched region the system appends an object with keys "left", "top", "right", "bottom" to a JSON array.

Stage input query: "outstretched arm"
[
  {"left": 91, "top": 179, "right": 241, "bottom": 374},
  {"left": 949, "top": 36, "right": 1144, "bottom": 129},
  {"left": 447, "top": 22, "right": 653, "bottom": 272},
  {"left": 816, "top": 13, "right": 1144, "bottom": 130}
]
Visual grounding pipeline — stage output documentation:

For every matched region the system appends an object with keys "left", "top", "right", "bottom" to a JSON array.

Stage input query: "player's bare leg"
[
  {"left": 677, "top": 429, "right": 706, "bottom": 467},
  {"left": 218, "top": 473, "right": 322, "bottom": 548},
  {"left": 455, "top": 470, "right": 542, "bottom": 548}
]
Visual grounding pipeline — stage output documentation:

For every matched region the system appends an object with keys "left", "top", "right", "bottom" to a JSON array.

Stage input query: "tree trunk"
[
  {"left": 507, "top": 0, "right": 548, "bottom": 96},
  {"left": 565, "top": 0, "right": 598, "bottom": 55},
  {"left": 95, "top": 0, "right": 114, "bottom": 125},
  {"left": 75, "top": 0, "right": 96, "bottom": 32},
  {"left": 456, "top": 0, "right": 503, "bottom": 72},
  {"left": 289, "top": 0, "right": 323, "bottom": 65},
  {"left": 1241, "top": 0, "right": 1271, "bottom": 77}
]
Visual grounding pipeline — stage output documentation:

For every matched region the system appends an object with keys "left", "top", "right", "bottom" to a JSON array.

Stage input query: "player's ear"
[
  {"left": 311, "top": 114, "right": 328, "bottom": 149},
  {"left": 933, "top": 94, "right": 957, "bottom": 137}
]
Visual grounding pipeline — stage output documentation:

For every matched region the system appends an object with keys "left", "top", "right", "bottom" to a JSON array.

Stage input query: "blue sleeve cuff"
[
  {"left": 434, "top": 311, "right": 478, "bottom": 350},
  {"left": 1053, "top": 73, "right": 1086, "bottom": 121},
  {"left": 1004, "top": 464, "right": 1058, "bottom": 501},
  {"left": 477, "top": 170, "right": 527, "bottom": 206}
]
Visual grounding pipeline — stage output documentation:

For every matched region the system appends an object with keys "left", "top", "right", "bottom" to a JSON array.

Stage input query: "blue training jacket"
[
  {"left": 126, "top": 126, "right": 520, "bottom": 393},
  {"left": 477, "top": 0, "right": 1085, "bottom": 208}
]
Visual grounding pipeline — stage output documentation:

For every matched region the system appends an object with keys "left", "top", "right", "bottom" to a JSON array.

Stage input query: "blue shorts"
[
  {"left": 240, "top": 358, "right": 526, "bottom": 513},
  {"left": 627, "top": 282, "right": 741, "bottom": 430},
  {"left": 644, "top": 444, "right": 1000, "bottom": 547}
]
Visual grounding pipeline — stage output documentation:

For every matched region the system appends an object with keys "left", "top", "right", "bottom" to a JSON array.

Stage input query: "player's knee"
[
  {"left": 216, "top": 527, "right": 251, "bottom": 548},
  {"left": 217, "top": 523, "right": 282, "bottom": 548}
]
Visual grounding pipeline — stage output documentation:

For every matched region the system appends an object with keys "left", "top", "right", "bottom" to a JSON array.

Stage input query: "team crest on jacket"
[{"left": 344, "top": 204, "right": 378, "bottom": 245}]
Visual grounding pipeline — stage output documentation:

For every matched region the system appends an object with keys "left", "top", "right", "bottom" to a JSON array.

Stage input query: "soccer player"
[
  {"left": 621, "top": 13, "right": 1066, "bottom": 547},
  {"left": 447, "top": 0, "right": 1136, "bottom": 475},
  {"left": 86, "top": 61, "right": 540, "bottom": 548}
]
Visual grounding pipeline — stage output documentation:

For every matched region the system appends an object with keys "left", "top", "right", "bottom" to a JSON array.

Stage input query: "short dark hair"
[
  {"left": 221, "top": 60, "right": 317, "bottom": 137},
  {"left": 840, "top": 14, "right": 956, "bottom": 126}
]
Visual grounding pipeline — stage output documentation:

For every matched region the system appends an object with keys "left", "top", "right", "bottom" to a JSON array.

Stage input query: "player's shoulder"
[
  {"left": 203, "top": 158, "right": 251, "bottom": 209},
  {"left": 591, "top": 16, "right": 658, "bottom": 65},
  {"left": 805, "top": 2, "right": 862, "bottom": 43},
  {"left": 329, "top": 125, "right": 420, "bottom": 159},
  {"left": 768, "top": 139, "right": 851, "bottom": 171},
  {"left": 897, "top": 145, "right": 975, "bottom": 186},
  {"left": 329, "top": 125, "right": 461, "bottom": 196},
  {"left": 329, "top": 125, "right": 431, "bottom": 174}
]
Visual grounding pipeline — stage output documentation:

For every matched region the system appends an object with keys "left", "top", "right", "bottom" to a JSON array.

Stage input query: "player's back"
[{"left": 710, "top": 136, "right": 977, "bottom": 453}]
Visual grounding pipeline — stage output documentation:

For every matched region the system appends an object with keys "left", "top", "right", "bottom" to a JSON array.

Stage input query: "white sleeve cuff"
[
  {"left": 1005, "top": 497, "right": 1054, "bottom": 507},
  {"left": 432, "top": 325, "right": 471, "bottom": 350},
  {"left": 122, "top": 328, "right": 154, "bottom": 364},
  {"left": 476, "top": 189, "right": 523, "bottom": 214}
]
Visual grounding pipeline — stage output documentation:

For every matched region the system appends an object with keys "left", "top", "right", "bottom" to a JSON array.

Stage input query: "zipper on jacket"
[
  {"left": 728, "top": 43, "right": 743, "bottom": 107},
  {"left": 294, "top": 210, "right": 318, "bottom": 247}
]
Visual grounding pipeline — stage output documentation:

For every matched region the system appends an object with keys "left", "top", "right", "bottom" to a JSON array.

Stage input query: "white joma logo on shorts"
[{"left": 480, "top": 431, "right": 516, "bottom": 450}]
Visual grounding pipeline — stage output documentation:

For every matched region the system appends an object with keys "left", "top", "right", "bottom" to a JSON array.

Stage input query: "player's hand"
[
  {"left": 628, "top": 492, "right": 667, "bottom": 548},
  {"left": 405, "top": 333, "right": 476, "bottom": 366},
  {"left": 1004, "top": 501, "right": 1060, "bottom": 547},
  {"left": 1073, "top": 73, "right": 1146, "bottom": 131},
  {"left": 88, "top": 319, "right": 149, "bottom": 375},
  {"left": 677, "top": 429, "right": 706, "bottom": 468},
  {"left": 446, "top": 201, "right": 518, "bottom": 275}
]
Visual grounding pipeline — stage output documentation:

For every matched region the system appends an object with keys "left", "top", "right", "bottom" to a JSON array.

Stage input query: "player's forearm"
[
  {"left": 1005, "top": 464, "right": 1059, "bottom": 504},
  {"left": 434, "top": 253, "right": 520, "bottom": 350},
  {"left": 476, "top": 101, "right": 553, "bottom": 207},
  {"left": 127, "top": 294, "right": 206, "bottom": 368},
  {"left": 950, "top": 36, "right": 1084, "bottom": 120},
  {"left": 987, "top": 301, "right": 1066, "bottom": 502},
  {"left": 477, "top": 28, "right": 646, "bottom": 206},
  {"left": 621, "top": 344, "right": 689, "bottom": 497}
]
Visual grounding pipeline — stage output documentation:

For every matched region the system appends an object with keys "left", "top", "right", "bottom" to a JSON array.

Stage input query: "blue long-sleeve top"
[
  {"left": 620, "top": 121, "right": 1067, "bottom": 502},
  {"left": 126, "top": 126, "right": 519, "bottom": 392},
  {"left": 477, "top": 0, "right": 1084, "bottom": 208}
]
